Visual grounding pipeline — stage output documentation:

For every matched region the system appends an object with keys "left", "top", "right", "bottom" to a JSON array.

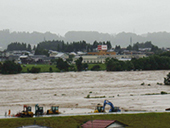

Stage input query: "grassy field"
[
  {"left": 1, "top": 112, "right": 170, "bottom": 128},
  {"left": 21, "top": 64, "right": 60, "bottom": 73},
  {"left": 21, "top": 63, "right": 106, "bottom": 73}
]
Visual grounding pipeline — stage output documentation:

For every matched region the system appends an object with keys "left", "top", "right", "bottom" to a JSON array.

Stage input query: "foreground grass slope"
[{"left": 1, "top": 113, "right": 170, "bottom": 128}]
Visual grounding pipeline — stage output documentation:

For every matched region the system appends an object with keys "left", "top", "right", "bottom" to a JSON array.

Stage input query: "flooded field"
[{"left": 0, "top": 70, "right": 170, "bottom": 116}]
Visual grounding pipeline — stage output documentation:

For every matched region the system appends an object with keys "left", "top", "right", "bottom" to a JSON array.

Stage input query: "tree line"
[
  {"left": 7, "top": 42, "right": 32, "bottom": 51},
  {"left": 0, "top": 57, "right": 87, "bottom": 74},
  {"left": 54, "top": 57, "right": 88, "bottom": 72},
  {"left": 1, "top": 51, "right": 170, "bottom": 74},
  {"left": 34, "top": 40, "right": 112, "bottom": 55},
  {"left": 6, "top": 40, "right": 162, "bottom": 56},
  {"left": 105, "top": 52, "right": 170, "bottom": 71},
  {"left": 6, "top": 40, "right": 112, "bottom": 54},
  {"left": 120, "top": 41, "right": 161, "bottom": 54}
]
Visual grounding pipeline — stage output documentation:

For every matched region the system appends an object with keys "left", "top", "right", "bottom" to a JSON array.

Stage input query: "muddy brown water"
[{"left": 0, "top": 70, "right": 170, "bottom": 115}]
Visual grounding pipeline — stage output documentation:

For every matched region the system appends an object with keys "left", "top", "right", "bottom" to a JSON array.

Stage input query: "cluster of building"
[{"left": 0, "top": 45, "right": 151, "bottom": 64}]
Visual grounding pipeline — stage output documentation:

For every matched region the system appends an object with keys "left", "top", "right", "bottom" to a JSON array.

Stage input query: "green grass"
[
  {"left": 1, "top": 112, "right": 170, "bottom": 128},
  {"left": 143, "top": 91, "right": 169, "bottom": 96},
  {"left": 21, "top": 64, "right": 60, "bottom": 73},
  {"left": 21, "top": 63, "right": 106, "bottom": 73}
]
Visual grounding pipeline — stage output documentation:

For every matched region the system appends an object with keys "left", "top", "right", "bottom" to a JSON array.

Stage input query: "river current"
[{"left": 0, "top": 70, "right": 170, "bottom": 115}]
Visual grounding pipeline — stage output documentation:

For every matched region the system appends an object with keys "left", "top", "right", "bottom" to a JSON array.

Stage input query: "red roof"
[{"left": 81, "top": 120, "right": 116, "bottom": 128}]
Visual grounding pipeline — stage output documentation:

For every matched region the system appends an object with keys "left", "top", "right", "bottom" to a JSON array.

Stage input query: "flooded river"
[{"left": 0, "top": 70, "right": 170, "bottom": 115}]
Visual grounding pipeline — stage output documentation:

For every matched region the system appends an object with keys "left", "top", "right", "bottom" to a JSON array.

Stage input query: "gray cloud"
[{"left": 0, "top": 0, "right": 170, "bottom": 35}]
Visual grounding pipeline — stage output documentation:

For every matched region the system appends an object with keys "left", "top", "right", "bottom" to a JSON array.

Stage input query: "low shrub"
[
  {"left": 141, "top": 82, "right": 145, "bottom": 85},
  {"left": 164, "top": 72, "right": 170, "bottom": 85},
  {"left": 85, "top": 94, "right": 90, "bottom": 98},
  {"left": 161, "top": 91, "right": 168, "bottom": 94},
  {"left": 91, "top": 65, "right": 101, "bottom": 71},
  {"left": 28, "top": 67, "right": 41, "bottom": 73},
  {"left": 49, "top": 67, "right": 53, "bottom": 72}
]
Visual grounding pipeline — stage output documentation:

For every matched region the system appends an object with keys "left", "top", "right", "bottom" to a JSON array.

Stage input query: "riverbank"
[{"left": 1, "top": 112, "right": 170, "bottom": 128}]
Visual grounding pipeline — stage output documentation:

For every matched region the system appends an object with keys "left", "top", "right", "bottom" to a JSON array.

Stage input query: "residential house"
[
  {"left": 49, "top": 50, "right": 58, "bottom": 57},
  {"left": 0, "top": 56, "right": 7, "bottom": 62},
  {"left": 69, "top": 52, "right": 77, "bottom": 56},
  {"left": 52, "top": 52, "right": 69, "bottom": 61},
  {"left": 31, "top": 55, "right": 51, "bottom": 64},
  {"left": 20, "top": 55, "right": 33, "bottom": 64},
  {"left": 81, "top": 120, "right": 128, "bottom": 128},
  {"left": 8, "top": 55, "right": 20, "bottom": 61},
  {"left": 49, "top": 50, "right": 69, "bottom": 61}
]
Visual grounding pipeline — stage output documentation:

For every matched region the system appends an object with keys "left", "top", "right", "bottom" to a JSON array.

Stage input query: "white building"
[{"left": 73, "top": 54, "right": 146, "bottom": 64}]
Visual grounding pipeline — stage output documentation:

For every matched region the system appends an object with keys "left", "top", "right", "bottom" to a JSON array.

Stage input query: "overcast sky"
[{"left": 0, "top": 0, "right": 170, "bottom": 35}]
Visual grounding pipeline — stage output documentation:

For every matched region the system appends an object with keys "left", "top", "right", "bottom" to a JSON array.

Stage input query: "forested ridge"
[
  {"left": 1, "top": 30, "right": 170, "bottom": 50},
  {"left": 7, "top": 40, "right": 160, "bottom": 55}
]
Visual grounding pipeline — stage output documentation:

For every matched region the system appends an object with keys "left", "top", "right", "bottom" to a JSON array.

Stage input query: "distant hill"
[
  {"left": 64, "top": 31, "right": 170, "bottom": 48},
  {"left": 0, "top": 30, "right": 170, "bottom": 50},
  {"left": 64, "top": 31, "right": 112, "bottom": 43},
  {"left": 0, "top": 29, "right": 63, "bottom": 50}
]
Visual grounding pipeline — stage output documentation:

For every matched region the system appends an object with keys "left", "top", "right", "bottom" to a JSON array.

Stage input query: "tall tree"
[
  {"left": 0, "top": 61, "right": 22, "bottom": 74},
  {"left": 106, "top": 41, "right": 112, "bottom": 50},
  {"left": 75, "top": 57, "right": 83, "bottom": 71},
  {"left": 56, "top": 58, "right": 69, "bottom": 71},
  {"left": 27, "top": 44, "right": 32, "bottom": 51}
]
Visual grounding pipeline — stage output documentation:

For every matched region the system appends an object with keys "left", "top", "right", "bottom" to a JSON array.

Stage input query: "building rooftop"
[{"left": 81, "top": 120, "right": 128, "bottom": 128}]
